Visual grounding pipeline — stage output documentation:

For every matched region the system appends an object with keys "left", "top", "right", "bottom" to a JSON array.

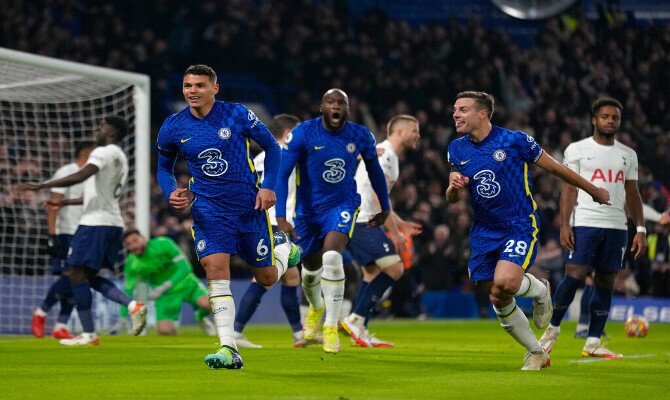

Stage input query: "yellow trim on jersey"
[
  {"left": 265, "top": 210, "right": 275, "bottom": 265},
  {"left": 348, "top": 208, "right": 360, "bottom": 238},
  {"left": 524, "top": 163, "right": 537, "bottom": 211},
  {"left": 246, "top": 138, "right": 256, "bottom": 173},
  {"left": 522, "top": 213, "right": 539, "bottom": 270},
  {"left": 191, "top": 227, "right": 195, "bottom": 240}
]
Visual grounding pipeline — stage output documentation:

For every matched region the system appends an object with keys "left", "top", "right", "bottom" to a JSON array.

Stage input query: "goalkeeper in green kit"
[{"left": 116, "top": 230, "right": 215, "bottom": 336}]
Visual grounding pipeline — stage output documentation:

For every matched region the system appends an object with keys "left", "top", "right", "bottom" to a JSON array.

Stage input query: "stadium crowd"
[{"left": 2, "top": 0, "right": 670, "bottom": 309}]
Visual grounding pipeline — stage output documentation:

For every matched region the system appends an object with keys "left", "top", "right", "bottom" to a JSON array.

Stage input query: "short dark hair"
[
  {"left": 387, "top": 114, "right": 419, "bottom": 136},
  {"left": 103, "top": 115, "right": 129, "bottom": 141},
  {"left": 456, "top": 91, "right": 495, "bottom": 120},
  {"left": 184, "top": 64, "right": 217, "bottom": 84},
  {"left": 592, "top": 97, "right": 623, "bottom": 116},
  {"left": 74, "top": 141, "right": 95, "bottom": 157},
  {"left": 122, "top": 229, "right": 142, "bottom": 240},
  {"left": 268, "top": 114, "right": 300, "bottom": 140}
]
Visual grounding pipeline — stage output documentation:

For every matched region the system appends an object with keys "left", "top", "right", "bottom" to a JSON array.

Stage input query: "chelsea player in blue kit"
[
  {"left": 446, "top": 91, "right": 610, "bottom": 370},
  {"left": 157, "top": 65, "right": 294, "bottom": 369},
  {"left": 275, "top": 89, "right": 391, "bottom": 353}
]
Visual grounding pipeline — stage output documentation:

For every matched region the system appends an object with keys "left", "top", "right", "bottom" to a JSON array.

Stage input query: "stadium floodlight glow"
[
  {"left": 491, "top": 0, "right": 578, "bottom": 20},
  {"left": 0, "top": 47, "right": 150, "bottom": 334}
]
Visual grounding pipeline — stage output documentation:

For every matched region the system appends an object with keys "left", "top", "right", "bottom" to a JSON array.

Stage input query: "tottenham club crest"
[
  {"left": 218, "top": 127, "right": 231, "bottom": 140},
  {"left": 493, "top": 150, "right": 506, "bottom": 162},
  {"left": 346, "top": 143, "right": 356, "bottom": 153},
  {"left": 196, "top": 240, "right": 206, "bottom": 252}
]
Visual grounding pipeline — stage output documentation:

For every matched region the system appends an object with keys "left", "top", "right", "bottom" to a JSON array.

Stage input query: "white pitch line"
[{"left": 569, "top": 353, "right": 657, "bottom": 363}]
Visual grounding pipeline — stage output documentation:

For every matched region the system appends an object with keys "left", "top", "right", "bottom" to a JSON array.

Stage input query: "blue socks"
[
  {"left": 89, "top": 276, "right": 131, "bottom": 306},
  {"left": 70, "top": 282, "right": 94, "bottom": 332},
  {"left": 353, "top": 273, "right": 395, "bottom": 323},
  {"left": 550, "top": 275, "right": 583, "bottom": 326},
  {"left": 234, "top": 282, "right": 266, "bottom": 332},
  {"left": 41, "top": 276, "right": 71, "bottom": 312},
  {"left": 587, "top": 285, "right": 612, "bottom": 338},
  {"left": 280, "top": 285, "right": 302, "bottom": 332},
  {"left": 578, "top": 284, "right": 594, "bottom": 325}
]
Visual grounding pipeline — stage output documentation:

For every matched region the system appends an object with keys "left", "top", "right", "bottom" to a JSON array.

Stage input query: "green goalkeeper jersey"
[{"left": 120, "top": 237, "right": 196, "bottom": 317}]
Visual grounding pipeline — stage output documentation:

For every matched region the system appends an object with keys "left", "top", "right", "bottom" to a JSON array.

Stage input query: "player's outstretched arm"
[
  {"left": 535, "top": 152, "right": 610, "bottom": 205},
  {"left": 15, "top": 164, "right": 99, "bottom": 192},
  {"left": 446, "top": 171, "right": 469, "bottom": 204}
]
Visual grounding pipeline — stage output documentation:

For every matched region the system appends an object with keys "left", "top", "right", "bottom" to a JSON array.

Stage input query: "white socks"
[
  {"left": 514, "top": 273, "right": 547, "bottom": 300},
  {"left": 273, "top": 242, "right": 291, "bottom": 283},
  {"left": 208, "top": 280, "right": 236, "bottom": 349},
  {"left": 494, "top": 299, "right": 542, "bottom": 353},
  {"left": 321, "top": 250, "right": 345, "bottom": 327},
  {"left": 301, "top": 267, "right": 324, "bottom": 309}
]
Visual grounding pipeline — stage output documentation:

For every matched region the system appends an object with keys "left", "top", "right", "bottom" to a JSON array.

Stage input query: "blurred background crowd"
[{"left": 2, "top": 0, "right": 670, "bottom": 317}]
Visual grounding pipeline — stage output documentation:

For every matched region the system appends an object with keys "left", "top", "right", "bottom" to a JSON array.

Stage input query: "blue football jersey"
[
  {"left": 447, "top": 126, "right": 543, "bottom": 228},
  {"left": 157, "top": 101, "right": 278, "bottom": 215},
  {"left": 276, "top": 117, "right": 377, "bottom": 216}
]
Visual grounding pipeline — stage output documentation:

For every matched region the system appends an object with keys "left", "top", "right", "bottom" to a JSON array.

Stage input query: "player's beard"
[{"left": 596, "top": 125, "right": 618, "bottom": 138}]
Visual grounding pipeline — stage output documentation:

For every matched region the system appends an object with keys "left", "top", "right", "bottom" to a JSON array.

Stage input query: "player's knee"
[
  {"left": 156, "top": 322, "right": 176, "bottom": 335},
  {"left": 255, "top": 272, "right": 276, "bottom": 287},
  {"left": 376, "top": 257, "right": 403, "bottom": 280},
  {"left": 493, "top": 276, "right": 520, "bottom": 295},
  {"left": 281, "top": 267, "right": 300, "bottom": 286},
  {"left": 322, "top": 250, "right": 343, "bottom": 267},
  {"left": 565, "top": 264, "right": 588, "bottom": 281}
]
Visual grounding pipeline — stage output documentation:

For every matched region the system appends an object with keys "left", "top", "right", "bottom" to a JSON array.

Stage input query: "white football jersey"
[
  {"left": 50, "top": 163, "right": 84, "bottom": 235},
  {"left": 355, "top": 140, "right": 399, "bottom": 223},
  {"left": 254, "top": 151, "right": 296, "bottom": 225},
  {"left": 78, "top": 144, "right": 128, "bottom": 228},
  {"left": 563, "top": 137, "right": 638, "bottom": 229}
]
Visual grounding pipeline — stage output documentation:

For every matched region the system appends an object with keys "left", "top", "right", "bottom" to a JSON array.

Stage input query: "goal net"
[{"left": 0, "top": 48, "right": 150, "bottom": 334}]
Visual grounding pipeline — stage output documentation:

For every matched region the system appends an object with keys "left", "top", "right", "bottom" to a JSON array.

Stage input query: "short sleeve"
[
  {"left": 626, "top": 149, "right": 639, "bottom": 181},
  {"left": 516, "top": 131, "right": 543, "bottom": 163},
  {"left": 562, "top": 143, "right": 580, "bottom": 173},
  {"left": 86, "top": 146, "right": 109, "bottom": 170}
]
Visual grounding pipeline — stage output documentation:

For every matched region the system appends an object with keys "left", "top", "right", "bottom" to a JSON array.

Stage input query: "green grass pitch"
[{"left": 2, "top": 320, "right": 668, "bottom": 400}]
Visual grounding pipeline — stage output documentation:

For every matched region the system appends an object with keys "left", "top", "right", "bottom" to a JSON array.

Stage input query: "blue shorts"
[
  {"left": 293, "top": 206, "right": 359, "bottom": 258},
  {"left": 66, "top": 226, "right": 123, "bottom": 271},
  {"left": 191, "top": 204, "right": 274, "bottom": 268},
  {"left": 468, "top": 214, "right": 540, "bottom": 282},
  {"left": 348, "top": 223, "right": 397, "bottom": 266},
  {"left": 563, "top": 226, "right": 628, "bottom": 272},
  {"left": 51, "top": 234, "right": 73, "bottom": 274}
]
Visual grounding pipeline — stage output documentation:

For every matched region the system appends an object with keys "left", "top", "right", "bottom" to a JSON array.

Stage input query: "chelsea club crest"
[
  {"left": 493, "top": 150, "right": 506, "bottom": 162},
  {"left": 196, "top": 240, "right": 206, "bottom": 252},
  {"left": 346, "top": 143, "right": 356, "bottom": 153},
  {"left": 218, "top": 127, "right": 231, "bottom": 140}
]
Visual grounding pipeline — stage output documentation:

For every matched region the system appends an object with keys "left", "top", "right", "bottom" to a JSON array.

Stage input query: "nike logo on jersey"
[
  {"left": 508, "top": 254, "right": 521, "bottom": 258},
  {"left": 181, "top": 138, "right": 192, "bottom": 143},
  {"left": 256, "top": 257, "right": 267, "bottom": 262},
  {"left": 337, "top": 224, "right": 348, "bottom": 228},
  {"left": 459, "top": 160, "right": 470, "bottom": 165},
  {"left": 314, "top": 146, "right": 326, "bottom": 150},
  {"left": 586, "top": 156, "right": 595, "bottom": 160}
]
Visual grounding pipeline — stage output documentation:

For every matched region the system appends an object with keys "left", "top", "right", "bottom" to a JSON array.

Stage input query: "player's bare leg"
[
  {"left": 488, "top": 261, "right": 549, "bottom": 370},
  {"left": 202, "top": 253, "right": 243, "bottom": 369}
]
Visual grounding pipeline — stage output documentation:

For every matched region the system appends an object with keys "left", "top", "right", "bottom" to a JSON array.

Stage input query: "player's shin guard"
[
  {"left": 89, "top": 276, "right": 132, "bottom": 306},
  {"left": 234, "top": 282, "right": 266, "bottom": 333},
  {"left": 301, "top": 267, "right": 324, "bottom": 309},
  {"left": 280, "top": 285, "right": 303, "bottom": 333},
  {"left": 208, "top": 280, "right": 236, "bottom": 349},
  {"left": 494, "top": 299, "right": 542, "bottom": 353},
  {"left": 273, "top": 242, "right": 291, "bottom": 283},
  {"left": 321, "top": 251, "right": 345, "bottom": 327},
  {"left": 71, "top": 282, "right": 95, "bottom": 333}
]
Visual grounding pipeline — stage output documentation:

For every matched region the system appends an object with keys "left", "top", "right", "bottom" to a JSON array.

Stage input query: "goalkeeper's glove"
[
  {"left": 148, "top": 281, "right": 173, "bottom": 300},
  {"left": 45, "top": 235, "right": 61, "bottom": 257}
]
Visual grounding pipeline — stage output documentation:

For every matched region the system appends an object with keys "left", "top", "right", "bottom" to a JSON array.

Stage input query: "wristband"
[{"left": 636, "top": 226, "right": 647, "bottom": 234}]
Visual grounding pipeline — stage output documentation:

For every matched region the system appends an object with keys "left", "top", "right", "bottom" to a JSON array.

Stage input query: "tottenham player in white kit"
[
  {"left": 31, "top": 142, "right": 94, "bottom": 340},
  {"left": 18, "top": 116, "right": 147, "bottom": 346},
  {"left": 540, "top": 98, "right": 646, "bottom": 358},
  {"left": 341, "top": 114, "right": 422, "bottom": 347}
]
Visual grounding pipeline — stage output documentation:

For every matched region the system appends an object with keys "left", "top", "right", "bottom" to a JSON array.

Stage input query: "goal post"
[{"left": 0, "top": 47, "right": 150, "bottom": 334}]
